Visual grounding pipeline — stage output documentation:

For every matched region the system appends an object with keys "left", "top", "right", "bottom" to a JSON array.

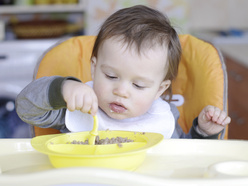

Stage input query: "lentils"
[
  {"left": 70, "top": 139, "right": 89, "bottom": 145},
  {"left": 70, "top": 135, "right": 134, "bottom": 146}
]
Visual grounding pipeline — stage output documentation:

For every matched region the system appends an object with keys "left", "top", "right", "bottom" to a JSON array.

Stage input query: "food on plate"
[{"left": 69, "top": 135, "right": 134, "bottom": 146}]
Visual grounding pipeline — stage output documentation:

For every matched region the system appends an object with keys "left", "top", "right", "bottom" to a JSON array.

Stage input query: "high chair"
[{"left": 32, "top": 34, "right": 228, "bottom": 139}]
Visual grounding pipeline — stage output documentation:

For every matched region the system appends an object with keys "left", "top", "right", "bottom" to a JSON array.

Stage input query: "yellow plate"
[{"left": 31, "top": 130, "right": 163, "bottom": 171}]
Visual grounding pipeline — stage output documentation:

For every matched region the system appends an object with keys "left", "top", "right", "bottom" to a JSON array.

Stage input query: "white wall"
[
  {"left": 188, "top": 0, "right": 248, "bottom": 31},
  {"left": 85, "top": 0, "right": 248, "bottom": 35},
  {"left": 85, "top": 0, "right": 189, "bottom": 35}
]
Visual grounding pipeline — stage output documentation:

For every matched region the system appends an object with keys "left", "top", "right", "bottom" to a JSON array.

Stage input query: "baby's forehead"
[
  {"left": 101, "top": 36, "right": 168, "bottom": 56},
  {"left": 99, "top": 37, "right": 168, "bottom": 72}
]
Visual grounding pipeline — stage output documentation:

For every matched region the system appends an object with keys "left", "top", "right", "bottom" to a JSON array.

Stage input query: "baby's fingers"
[
  {"left": 80, "top": 97, "right": 92, "bottom": 113},
  {"left": 90, "top": 100, "right": 98, "bottom": 116},
  {"left": 202, "top": 105, "right": 215, "bottom": 121},
  {"left": 211, "top": 107, "right": 221, "bottom": 122},
  {"left": 80, "top": 94, "right": 98, "bottom": 116},
  {"left": 215, "top": 110, "right": 227, "bottom": 124},
  {"left": 220, "top": 116, "right": 231, "bottom": 126},
  {"left": 66, "top": 97, "right": 76, "bottom": 111}
]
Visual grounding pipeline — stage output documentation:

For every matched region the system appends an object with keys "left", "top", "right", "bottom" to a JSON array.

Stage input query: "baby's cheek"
[
  {"left": 133, "top": 99, "right": 152, "bottom": 116},
  {"left": 93, "top": 83, "right": 105, "bottom": 97}
]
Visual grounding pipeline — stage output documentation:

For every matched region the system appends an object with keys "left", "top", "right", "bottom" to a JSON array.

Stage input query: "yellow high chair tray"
[
  {"left": 1, "top": 139, "right": 248, "bottom": 185},
  {"left": 31, "top": 130, "right": 163, "bottom": 171}
]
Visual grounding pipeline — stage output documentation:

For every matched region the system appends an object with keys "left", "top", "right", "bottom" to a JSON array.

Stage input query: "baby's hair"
[{"left": 91, "top": 5, "right": 181, "bottom": 101}]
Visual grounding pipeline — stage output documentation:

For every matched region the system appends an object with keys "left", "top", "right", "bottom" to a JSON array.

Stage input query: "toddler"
[{"left": 16, "top": 5, "right": 230, "bottom": 139}]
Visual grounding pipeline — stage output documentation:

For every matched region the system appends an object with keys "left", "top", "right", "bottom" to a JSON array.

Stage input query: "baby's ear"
[
  {"left": 91, "top": 57, "right": 97, "bottom": 80},
  {"left": 155, "top": 80, "right": 171, "bottom": 99}
]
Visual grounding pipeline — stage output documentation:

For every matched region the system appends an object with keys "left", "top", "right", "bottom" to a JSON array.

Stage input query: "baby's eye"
[
  {"left": 133, "top": 83, "right": 145, "bottom": 89},
  {"left": 105, "top": 74, "right": 117, "bottom": 79}
]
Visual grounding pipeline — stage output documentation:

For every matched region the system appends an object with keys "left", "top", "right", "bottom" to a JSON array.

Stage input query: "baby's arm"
[
  {"left": 16, "top": 76, "right": 69, "bottom": 132},
  {"left": 62, "top": 80, "right": 98, "bottom": 116},
  {"left": 16, "top": 76, "right": 97, "bottom": 132},
  {"left": 197, "top": 105, "right": 231, "bottom": 136}
]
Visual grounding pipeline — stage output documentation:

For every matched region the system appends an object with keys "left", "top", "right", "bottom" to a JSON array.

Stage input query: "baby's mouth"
[{"left": 109, "top": 102, "right": 127, "bottom": 113}]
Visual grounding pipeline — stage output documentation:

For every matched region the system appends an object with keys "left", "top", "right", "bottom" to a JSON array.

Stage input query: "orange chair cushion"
[{"left": 174, "top": 35, "right": 227, "bottom": 139}]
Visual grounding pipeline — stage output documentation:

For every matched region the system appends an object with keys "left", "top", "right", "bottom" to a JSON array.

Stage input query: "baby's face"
[{"left": 91, "top": 38, "right": 170, "bottom": 120}]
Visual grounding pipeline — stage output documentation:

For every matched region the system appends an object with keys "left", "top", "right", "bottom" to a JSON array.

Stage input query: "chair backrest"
[{"left": 33, "top": 34, "right": 228, "bottom": 139}]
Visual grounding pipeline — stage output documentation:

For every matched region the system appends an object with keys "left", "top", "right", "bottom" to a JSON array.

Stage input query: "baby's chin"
[{"left": 106, "top": 111, "right": 130, "bottom": 120}]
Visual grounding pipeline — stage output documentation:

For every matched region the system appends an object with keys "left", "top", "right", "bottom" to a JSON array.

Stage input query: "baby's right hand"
[{"left": 62, "top": 80, "right": 98, "bottom": 116}]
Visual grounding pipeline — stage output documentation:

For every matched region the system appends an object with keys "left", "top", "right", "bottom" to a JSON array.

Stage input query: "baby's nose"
[{"left": 113, "top": 83, "right": 129, "bottom": 98}]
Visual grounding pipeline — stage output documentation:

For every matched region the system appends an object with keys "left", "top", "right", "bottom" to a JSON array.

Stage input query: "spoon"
[{"left": 88, "top": 115, "right": 99, "bottom": 145}]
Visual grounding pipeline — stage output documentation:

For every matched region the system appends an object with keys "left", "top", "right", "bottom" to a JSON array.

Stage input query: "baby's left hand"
[{"left": 198, "top": 105, "right": 231, "bottom": 135}]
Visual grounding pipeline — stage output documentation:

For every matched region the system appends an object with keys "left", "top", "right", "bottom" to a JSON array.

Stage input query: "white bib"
[{"left": 65, "top": 81, "right": 175, "bottom": 138}]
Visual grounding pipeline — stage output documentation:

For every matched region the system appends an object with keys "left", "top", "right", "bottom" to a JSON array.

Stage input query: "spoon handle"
[{"left": 88, "top": 115, "right": 99, "bottom": 145}]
